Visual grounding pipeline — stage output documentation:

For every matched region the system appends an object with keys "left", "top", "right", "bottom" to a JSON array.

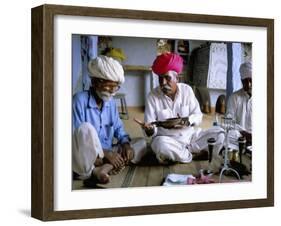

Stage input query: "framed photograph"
[{"left": 31, "top": 4, "right": 274, "bottom": 221}]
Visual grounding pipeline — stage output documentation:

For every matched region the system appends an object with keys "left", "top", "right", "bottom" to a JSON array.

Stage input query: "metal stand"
[
  {"left": 219, "top": 116, "right": 240, "bottom": 183},
  {"left": 238, "top": 136, "right": 246, "bottom": 164},
  {"left": 207, "top": 137, "right": 215, "bottom": 171},
  {"left": 198, "top": 137, "right": 216, "bottom": 176}
]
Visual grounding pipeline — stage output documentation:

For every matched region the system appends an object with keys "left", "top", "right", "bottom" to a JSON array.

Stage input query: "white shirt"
[
  {"left": 144, "top": 83, "right": 203, "bottom": 144},
  {"left": 226, "top": 88, "right": 252, "bottom": 132}
]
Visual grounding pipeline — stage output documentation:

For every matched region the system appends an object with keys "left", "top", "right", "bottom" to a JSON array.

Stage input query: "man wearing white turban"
[
  {"left": 226, "top": 62, "right": 252, "bottom": 149},
  {"left": 88, "top": 55, "right": 125, "bottom": 84},
  {"left": 72, "top": 56, "right": 146, "bottom": 185}
]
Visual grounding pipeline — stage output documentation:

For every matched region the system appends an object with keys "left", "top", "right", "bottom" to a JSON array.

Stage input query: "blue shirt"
[{"left": 73, "top": 90, "right": 130, "bottom": 150}]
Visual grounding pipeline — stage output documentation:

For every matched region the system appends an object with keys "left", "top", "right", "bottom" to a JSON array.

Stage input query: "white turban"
[
  {"left": 239, "top": 62, "right": 252, "bottom": 80},
  {"left": 88, "top": 56, "right": 125, "bottom": 84}
]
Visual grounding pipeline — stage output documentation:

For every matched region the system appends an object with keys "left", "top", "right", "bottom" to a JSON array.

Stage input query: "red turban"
[{"left": 152, "top": 53, "right": 183, "bottom": 75}]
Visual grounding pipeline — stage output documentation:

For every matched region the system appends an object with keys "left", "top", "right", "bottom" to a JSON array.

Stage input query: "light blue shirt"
[{"left": 73, "top": 90, "right": 130, "bottom": 150}]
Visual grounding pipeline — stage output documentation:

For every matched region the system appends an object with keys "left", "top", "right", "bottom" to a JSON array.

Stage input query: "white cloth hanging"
[{"left": 207, "top": 43, "right": 228, "bottom": 89}]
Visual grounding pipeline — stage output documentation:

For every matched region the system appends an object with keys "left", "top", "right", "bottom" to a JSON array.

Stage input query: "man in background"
[{"left": 227, "top": 62, "right": 252, "bottom": 147}]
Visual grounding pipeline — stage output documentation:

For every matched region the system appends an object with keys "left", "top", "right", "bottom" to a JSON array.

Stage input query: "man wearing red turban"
[
  {"left": 135, "top": 52, "right": 225, "bottom": 164},
  {"left": 151, "top": 53, "right": 184, "bottom": 101},
  {"left": 152, "top": 52, "right": 184, "bottom": 75}
]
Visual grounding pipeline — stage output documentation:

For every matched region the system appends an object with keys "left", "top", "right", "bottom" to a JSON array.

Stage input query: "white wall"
[{"left": 0, "top": 1, "right": 279, "bottom": 226}]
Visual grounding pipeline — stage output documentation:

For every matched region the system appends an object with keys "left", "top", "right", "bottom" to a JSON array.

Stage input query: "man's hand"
[
  {"left": 134, "top": 118, "right": 155, "bottom": 136},
  {"left": 104, "top": 151, "right": 125, "bottom": 169},
  {"left": 119, "top": 143, "right": 134, "bottom": 164}
]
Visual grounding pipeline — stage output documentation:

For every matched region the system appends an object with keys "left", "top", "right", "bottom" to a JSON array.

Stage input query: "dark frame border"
[{"left": 31, "top": 4, "right": 274, "bottom": 221}]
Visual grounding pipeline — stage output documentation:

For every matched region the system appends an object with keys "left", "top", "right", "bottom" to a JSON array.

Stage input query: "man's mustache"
[{"left": 161, "top": 85, "right": 172, "bottom": 92}]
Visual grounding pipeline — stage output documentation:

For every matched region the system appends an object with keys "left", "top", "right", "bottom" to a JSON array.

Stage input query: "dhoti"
[
  {"left": 151, "top": 126, "right": 225, "bottom": 163},
  {"left": 73, "top": 122, "right": 147, "bottom": 179}
]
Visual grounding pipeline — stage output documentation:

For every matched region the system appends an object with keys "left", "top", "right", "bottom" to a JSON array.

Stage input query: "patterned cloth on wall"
[
  {"left": 72, "top": 35, "right": 82, "bottom": 94},
  {"left": 232, "top": 43, "right": 243, "bottom": 92},
  {"left": 207, "top": 43, "right": 228, "bottom": 89},
  {"left": 80, "top": 36, "right": 98, "bottom": 91}
]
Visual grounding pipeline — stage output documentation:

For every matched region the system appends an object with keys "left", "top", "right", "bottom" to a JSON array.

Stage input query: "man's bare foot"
[{"left": 92, "top": 164, "right": 113, "bottom": 184}]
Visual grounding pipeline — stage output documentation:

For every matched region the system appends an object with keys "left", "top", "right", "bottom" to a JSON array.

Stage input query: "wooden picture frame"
[{"left": 31, "top": 4, "right": 274, "bottom": 221}]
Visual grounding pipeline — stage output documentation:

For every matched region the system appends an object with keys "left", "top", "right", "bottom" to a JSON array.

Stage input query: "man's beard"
[{"left": 96, "top": 90, "right": 116, "bottom": 101}]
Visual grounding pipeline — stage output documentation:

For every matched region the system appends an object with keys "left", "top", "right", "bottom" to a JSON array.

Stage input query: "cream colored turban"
[
  {"left": 88, "top": 56, "right": 125, "bottom": 84},
  {"left": 239, "top": 62, "right": 252, "bottom": 80}
]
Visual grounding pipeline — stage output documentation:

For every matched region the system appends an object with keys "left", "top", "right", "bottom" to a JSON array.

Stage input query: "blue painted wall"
[
  {"left": 72, "top": 35, "right": 82, "bottom": 94},
  {"left": 112, "top": 37, "right": 157, "bottom": 107}
]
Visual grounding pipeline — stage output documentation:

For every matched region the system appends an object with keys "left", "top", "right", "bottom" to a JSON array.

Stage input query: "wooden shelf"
[{"left": 123, "top": 65, "right": 151, "bottom": 72}]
